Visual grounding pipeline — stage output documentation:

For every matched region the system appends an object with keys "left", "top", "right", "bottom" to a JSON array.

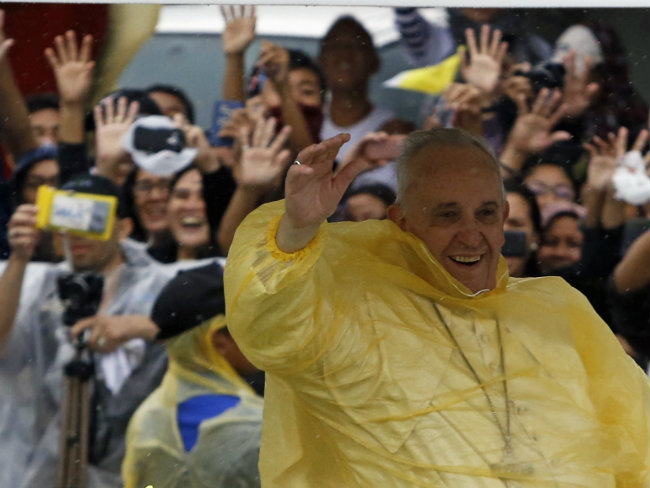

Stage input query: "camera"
[
  {"left": 57, "top": 273, "right": 104, "bottom": 327},
  {"left": 514, "top": 62, "right": 565, "bottom": 93},
  {"left": 133, "top": 126, "right": 185, "bottom": 154}
]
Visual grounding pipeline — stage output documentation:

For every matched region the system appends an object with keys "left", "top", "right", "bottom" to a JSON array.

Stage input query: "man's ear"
[
  {"left": 387, "top": 204, "right": 407, "bottom": 231},
  {"left": 117, "top": 217, "right": 134, "bottom": 241}
]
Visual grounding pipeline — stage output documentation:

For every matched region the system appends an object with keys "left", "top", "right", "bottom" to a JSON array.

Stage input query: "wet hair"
[
  {"left": 288, "top": 49, "right": 327, "bottom": 95},
  {"left": 25, "top": 93, "right": 59, "bottom": 114},
  {"left": 395, "top": 128, "right": 503, "bottom": 208},
  {"left": 146, "top": 83, "right": 196, "bottom": 124}
]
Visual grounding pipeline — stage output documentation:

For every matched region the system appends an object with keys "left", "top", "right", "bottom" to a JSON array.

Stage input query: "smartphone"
[
  {"left": 133, "top": 126, "right": 185, "bottom": 154},
  {"left": 501, "top": 230, "right": 528, "bottom": 257},
  {"left": 364, "top": 135, "right": 406, "bottom": 161},
  {"left": 209, "top": 100, "right": 245, "bottom": 147}
]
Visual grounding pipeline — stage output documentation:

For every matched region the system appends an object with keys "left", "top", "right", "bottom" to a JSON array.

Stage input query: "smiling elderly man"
[{"left": 225, "top": 128, "right": 649, "bottom": 487}]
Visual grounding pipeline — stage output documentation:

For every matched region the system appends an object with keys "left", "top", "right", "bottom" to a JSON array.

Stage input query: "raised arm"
[
  {"left": 44, "top": 30, "right": 95, "bottom": 144},
  {"left": 217, "top": 117, "right": 291, "bottom": 254},
  {"left": 257, "top": 41, "right": 315, "bottom": 153},
  {"left": 0, "top": 10, "right": 36, "bottom": 158},
  {"left": 276, "top": 133, "right": 369, "bottom": 252},
  {"left": 499, "top": 88, "right": 570, "bottom": 176},
  {"left": 220, "top": 5, "right": 256, "bottom": 102},
  {"left": 0, "top": 204, "right": 38, "bottom": 350},
  {"left": 93, "top": 96, "right": 139, "bottom": 185}
]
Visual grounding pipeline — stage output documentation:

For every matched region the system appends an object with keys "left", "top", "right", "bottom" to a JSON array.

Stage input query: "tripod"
[{"left": 57, "top": 344, "right": 94, "bottom": 488}]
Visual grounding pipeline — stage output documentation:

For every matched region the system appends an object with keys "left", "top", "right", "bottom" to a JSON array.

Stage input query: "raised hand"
[
  {"left": 560, "top": 50, "right": 599, "bottom": 119},
  {"left": 256, "top": 40, "right": 290, "bottom": 88},
  {"left": 7, "top": 204, "right": 39, "bottom": 262},
  {"left": 236, "top": 117, "right": 292, "bottom": 191},
  {"left": 93, "top": 96, "right": 139, "bottom": 185},
  {"left": 584, "top": 130, "right": 620, "bottom": 191},
  {"left": 283, "top": 133, "right": 373, "bottom": 229},
  {"left": 443, "top": 82, "right": 484, "bottom": 136},
  {"left": 220, "top": 5, "right": 256, "bottom": 55},
  {"left": 44, "top": 31, "right": 95, "bottom": 104},
  {"left": 460, "top": 25, "right": 508, "bottom": 96},
  {"left": 506, "top": 88, "right": 571, "bottom": 155}
]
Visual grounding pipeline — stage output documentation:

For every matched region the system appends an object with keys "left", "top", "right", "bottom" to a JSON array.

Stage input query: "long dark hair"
[{"left": 148, "top": 166, "right": 221, "bottom": 263}]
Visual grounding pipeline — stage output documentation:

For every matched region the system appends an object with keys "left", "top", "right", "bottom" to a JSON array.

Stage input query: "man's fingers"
[
  {"left": 115, "top": 96, "right": 128, "bottom": 122},
  {"left": 44, "top": 47, "right": 60, "bottom": 70},
  {"left": 465, "top": 28, "right": 478, "bottom": 57},
  {"left": 93, "top": 104, "right": 104, "bottom": 129},
  {"left": 615, "top": 126, "right": 629, "bottom": 157},
  {"left": 69, "top": 316, "right": 94, "bottom": 340},
  {"left": 632, "top": 128, "right": 649, "bottom": 153},
  {"left": 488, "top": 28, "right": 502, "bottom": 57},
  {"left": 54, "top": 34, "right": 68, "bottom": 64},
  {"left": 549, "top": 130, "right": 572, "bottom": 144},
  {"left": 103, "top": 96, "right": 114, "bottom": 122},
  {"left": 80, "top": 34, "right": 93, "bottom": 62},
  {"left": 125, "top": 100, "right": 140, "bottom": 124},
  {"left": 479, "top": 24, "right": 489, "bottom": 53},
  {"left": 65, "top": 30, "right": 78, "bottom": 60},
  {"left": 269, "top": 125, "right": 292, "bottom": 154}
]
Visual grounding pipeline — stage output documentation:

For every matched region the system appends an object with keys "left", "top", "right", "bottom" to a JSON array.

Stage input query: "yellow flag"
[{"left": 383, "top": 47, "right": 464, "bottom": 95}]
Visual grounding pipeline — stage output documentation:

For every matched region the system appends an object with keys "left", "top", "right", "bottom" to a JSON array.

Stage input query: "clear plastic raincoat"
[
  {"left": 0, "top": 240, "right": 185, "bottom": 488},
  {"left": 122, "top": 315, "right": 263, "bottom": 488},
  {"left": 225, "top": 201, "right": 650, "bottom": 488}
]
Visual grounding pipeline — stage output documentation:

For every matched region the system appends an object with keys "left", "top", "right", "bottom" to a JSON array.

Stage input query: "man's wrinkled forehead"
[{"left": 411, "top": 142, "right": 501, "bottom": 178}]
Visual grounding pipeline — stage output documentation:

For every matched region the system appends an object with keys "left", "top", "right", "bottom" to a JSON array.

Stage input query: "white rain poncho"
[
  {"left": 225, "top": 200, "right": 650, "bottom": 487},
  {"left": 0, "top": 240, "right": 191, "bottom": 488},
  {"left": 122, "top": 315, "right": 263, "bottom": 488}
]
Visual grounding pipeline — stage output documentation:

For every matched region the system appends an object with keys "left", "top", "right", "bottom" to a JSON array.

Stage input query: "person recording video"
[{"left": 0, "top": 174, "right": 177, "bottom": 487}]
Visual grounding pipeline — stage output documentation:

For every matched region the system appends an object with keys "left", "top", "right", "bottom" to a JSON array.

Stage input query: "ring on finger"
[
  {"left": 97, "top": 336, "right": 107, "bottom": 348},
  {"left": 293, "top": 160, "right": 302, "bottom": 166}
]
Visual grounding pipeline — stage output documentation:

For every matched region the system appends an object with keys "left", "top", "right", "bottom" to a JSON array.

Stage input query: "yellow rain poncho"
[
  {"left": 225, "top": 201, "right": 650, "bottom": 488},
  {"left": 122, "top": 316, "right": 263, "bottom": 488}
]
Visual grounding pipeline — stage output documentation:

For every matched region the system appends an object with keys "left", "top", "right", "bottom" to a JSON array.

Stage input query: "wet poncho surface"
[
  {"left": 225, "top": 201, "right": 650, "bottom": 488},
  {"left": 122, "top": 316, "right": 263, "bottom": 488}
]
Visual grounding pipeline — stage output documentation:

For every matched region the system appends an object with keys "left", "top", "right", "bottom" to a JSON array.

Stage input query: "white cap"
[
  {"left": 122, "top": 115, "right": 197, "bottom": 177},
  {"left": 552, "top": 25, "right": 603, "bottom": 75}
]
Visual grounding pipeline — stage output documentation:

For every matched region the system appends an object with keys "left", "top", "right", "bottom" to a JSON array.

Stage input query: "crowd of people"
[{"left": 0, "top": 5, "right": 648, "bottom": 487}]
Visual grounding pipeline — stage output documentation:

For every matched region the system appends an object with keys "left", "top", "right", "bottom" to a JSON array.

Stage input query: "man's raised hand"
[
  {"left": 277, "top": 134, "right": 370, "bottom": 252},
  {"left": 45, "top": 31, "right": 94, "bottom": 105},
  {"left": 220, "top": 5, "right": 256, "bottom": 55}
]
